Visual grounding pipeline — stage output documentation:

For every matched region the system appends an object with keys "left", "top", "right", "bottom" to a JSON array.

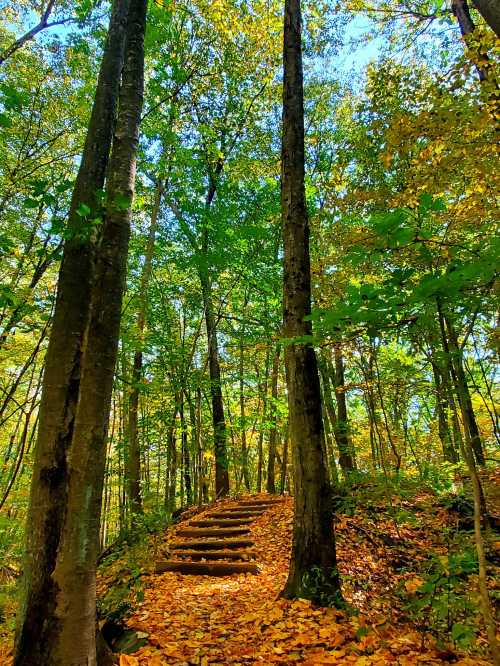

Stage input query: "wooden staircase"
[{"left": 156, "top": 496, "right": 282, "bottom": 576}]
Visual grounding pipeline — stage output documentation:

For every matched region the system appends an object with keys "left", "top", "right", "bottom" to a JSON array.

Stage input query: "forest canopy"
[{"left": 0, "top": 0, "right": 498, "bottom": 664}]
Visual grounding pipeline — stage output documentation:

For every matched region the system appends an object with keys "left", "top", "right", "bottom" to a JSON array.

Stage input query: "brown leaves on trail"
[{"left": 117, "top": 495, "right": 492, "bottom": 665}]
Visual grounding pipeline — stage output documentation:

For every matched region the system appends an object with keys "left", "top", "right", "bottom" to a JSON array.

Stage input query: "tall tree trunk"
[
  {"left": 165, "top": 405, "right": 178, "bottom": 514},
  {"left": 445, "top": 315, "right": 485, "bottom": 465},
  {"left": 239, "top": 335, "right": 251, "bottom": 491},
  {"left": 256, "top": 349, "right": 270, "bottom": 493},
  {"left": 318, "top": 356, "right": 353, "bottom": 476},
  {"left": 333, "top": 348, "right": 356, "bottom": 470},
  {"left": 266, "top": 344, "right": 280, "bottom": 494},
  {"left": 180, "top": 394, "right": 192, "bottom": 505},
  {"left": 439, "top": 317, "right": 500, "bottom": 664},
  {"left": 15, "top": 1, "right": 132, "bottom": 662},
  {"left": 15, "top": 0, "right": 147, "bottom": 662},
  {"left": 437, "top": 305, "right": 485, "bottom": 465},
  {"left": 430, "top": 359, "right": 458, "bottom": 462},
  {"left": 280, "top": 421, "right": 289, "bottom": 494},
  {"left": 473, "top": 0, "right": 500, "bottom": 38},
  {"left": 200, "top": 275, "right": 230, "bottom": 497},
  {"left": 280, "top": 0, "right": 341, "bottom": 605}
]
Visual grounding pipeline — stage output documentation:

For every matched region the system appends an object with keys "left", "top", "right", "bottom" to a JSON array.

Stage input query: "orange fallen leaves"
[{"left": 106, "top": 494, "right": 493, "bottom": 665}]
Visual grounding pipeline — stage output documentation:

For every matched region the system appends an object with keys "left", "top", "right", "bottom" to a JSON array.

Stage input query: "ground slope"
[{"left": 111, "top": 488, "right": 496, "bottom": 666}]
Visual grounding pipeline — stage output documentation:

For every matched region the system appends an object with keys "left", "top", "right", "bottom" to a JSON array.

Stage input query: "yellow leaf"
[
  {"left": 119, "top": 656, "right": 139, "bottom": 666},
  {"left": 404, "top": 576, "right": 424, "bottom": 594}
]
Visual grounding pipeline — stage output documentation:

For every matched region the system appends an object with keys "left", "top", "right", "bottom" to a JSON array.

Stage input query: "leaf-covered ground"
[
  {"left": 102, "top": 482, "right": 498, "bottom": 666},
  {"left": 0, "top": 479, "right": 497, "bottom": 664}
]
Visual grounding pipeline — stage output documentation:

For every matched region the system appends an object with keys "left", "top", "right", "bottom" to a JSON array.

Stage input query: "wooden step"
[
  {"left": 156, "top": 560, "right": 259, "bottom": 575},
  {"left": 172, "top": 549, "right": 257, "bottom": 561},
  {"left": 171, "top": 538, "right": 254, "bottom": 550},
  {"left": 210, "top": 510, "right": 264, "bottom": 519},
  {"left": 238, "top": 498, "right": 281, "bottom": 505},
  {"left": 177, "top": 527, "right": 250, "bottom": 538},
  {"left": 236, "top": 502, "right": 280, "bottom": 510},
  {"left": 189, "top": 518, "right": 253, "bottom": 527}
]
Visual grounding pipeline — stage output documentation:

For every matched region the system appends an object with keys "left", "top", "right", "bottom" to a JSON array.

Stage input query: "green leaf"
[
  {"left": 114, "top": 192, "right": 131, "bottom": 211},
  {"left": 0, "top": 112, "right": 12, "bottom": 128},
  {"left": 24, "top": 198, "right": 40, "bottom": 209},
  {"left": 76, "top": 203, "right": 91, "bottom": 217}
]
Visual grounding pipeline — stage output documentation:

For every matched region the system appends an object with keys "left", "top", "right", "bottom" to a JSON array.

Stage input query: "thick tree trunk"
[
  {"left": 15, "top": 0, "right": 147, "bottom": 662},
  {"left": 266, "top": 344, "right": 280, "bottom": 494},
  {"left": 200, "top": 275, "right": 230, "bottom": 497},
  {"left": 14, "top": 2, "right": 132, "bottom": 663},
  {"left": 127, "top": 181, "right": 163, "bottom": 515},
  {"left": 280, "top": 0, "right": 342, "bottom": 605},
  {"left": 473, "top": 0, "right": 500, "bottom": 38}
]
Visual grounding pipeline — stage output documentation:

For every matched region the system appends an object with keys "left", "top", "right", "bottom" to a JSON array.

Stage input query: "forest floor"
[
  {"left": 0, "top": 474, "right": 498, "bottom": 665},
  {"left": 96, "top": 475, "right": 498, "bottom": 666}
]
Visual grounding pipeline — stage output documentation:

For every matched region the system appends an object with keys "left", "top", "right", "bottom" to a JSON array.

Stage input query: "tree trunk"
[
  {"left": 333, "top": 348, "right": 356, "bottom": 470},
  {"left": 199, "top": 275, "right": 230, "bottom": 497},
  {"left": 127, "top": 181, "right": 163, "bottom": 515},
  {"left": 430, "top": 359, "right": 458, "bottom": 462},
  {"left": 165, "top": 405, "right": 178, "bottom": 514},
  {"left": 239, "top": 335, "right": 251, "bottom": 491},
  {"left": 15, "top": 0, "right": 147, "bottom": 662},
  {"left": 318, "top": 356, "right": 353, "bottom": 475},
  {"left": 452, "top": 0, "right": 499, "bottom": 86},
  {"left": 280, "top": 421, "right": 289, "bottom": 494},
  {"left": 473, "top": 0, "right": 500, "bottom": 38},
  {"left": 437, "top": 306, "right": 485, "bottom": 465},
  {"left": 256, "top": 348, "right": 270, "bottom": 493},
  {"left": 279, "top": 0, "right": 341, "bottom": 605},
  {"left": 15, "top": 1, "right": 132, "bottom": 662},
  {"left": 180, "top": 394, "right": 192, "bottom": 505},
  {"left": 266, "top": 344, "right": 280, "bottom": 494}
]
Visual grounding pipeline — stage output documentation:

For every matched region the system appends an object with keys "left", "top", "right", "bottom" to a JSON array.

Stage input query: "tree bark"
[
  {"left": 473, "top": 0, "right": 500, "bottom": 38},
  {"left": 239, "top": 334, "right": 251, "bottom": 491},
  {"left": 180, "top": 394, "right": 192, "bottom": 505},
  {"left": 437, "top": 306, "right": 485, "bottom": 465},
  {"left": 318, "top": 355, "right": 353, "bottom": 475},
  {"left": 430, "top": 358, "right": 458, "bottom": 462},
  {"left": 34, "top": 0, "right": 145, "bottom": 661},
  {"left": 200, "top": 275, "right": 230, "bottom": 497},
  {"left": 452, "top": 0, "right": 499, "bottom": 87},
  {"left": 266, "top": 344, "right": 280, "bottom": 494},
  {"left": 333, "top": 348, "right": 356, "bottom": 470},
  {"left": 15, "top": 1, "right": 132, "bottom": 663},
  {"left": 47, "top": 0, "right": 146, "bottom": 647},
  {"left": 279, "top": 0, "right": 342, "bottom": 605},
  {"left": 256, "top": 349, "right": 270, "bottom": 493}
]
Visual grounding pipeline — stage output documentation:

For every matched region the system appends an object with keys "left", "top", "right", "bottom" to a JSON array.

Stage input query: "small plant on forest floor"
[
  {"left": 301, "top": 566, "right": 349, "bottom": 609},
  {"left": 402, "top": 548, "right": 479, "bottom": 650}
]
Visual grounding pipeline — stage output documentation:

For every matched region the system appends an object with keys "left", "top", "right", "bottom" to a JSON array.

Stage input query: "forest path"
[
  {"left": 155, "top": 494, "right": 284, "bottom": 576},
  {"left": 116, "top": 488, "right": 494, "bottom": 665}
]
